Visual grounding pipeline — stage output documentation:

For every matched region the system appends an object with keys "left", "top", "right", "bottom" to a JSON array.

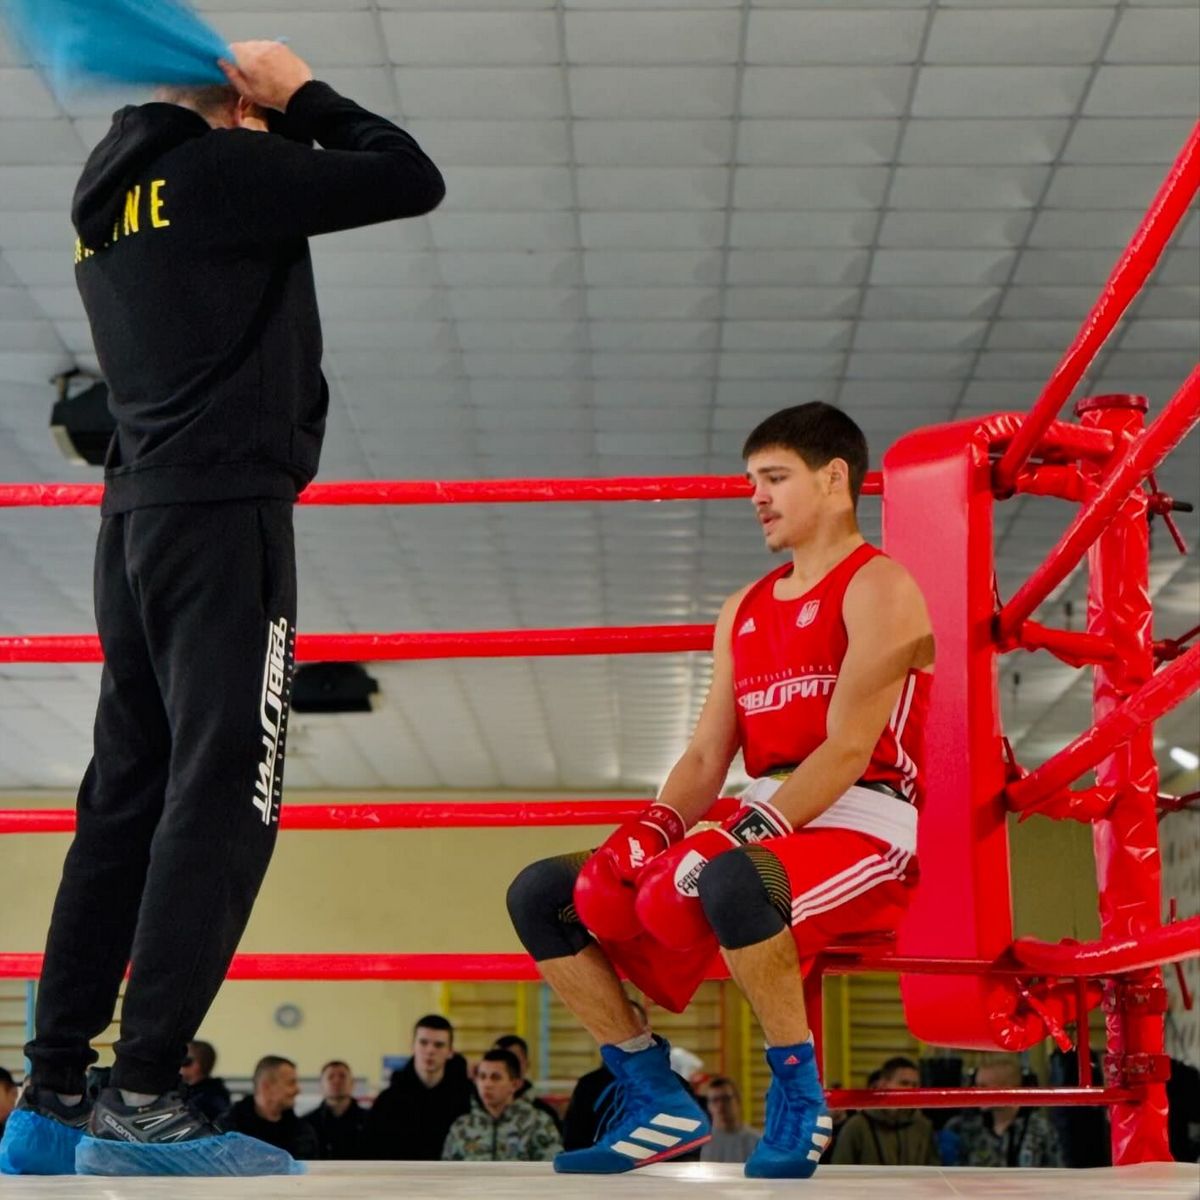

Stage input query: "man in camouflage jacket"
[{"left": 442, "top": 1049, "right": 561, "bottom": 1163}]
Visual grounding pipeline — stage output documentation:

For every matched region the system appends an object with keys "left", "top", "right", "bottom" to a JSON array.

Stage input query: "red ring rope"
[{"left": 0, "top": 473, "right": 881, "bottom": 509}]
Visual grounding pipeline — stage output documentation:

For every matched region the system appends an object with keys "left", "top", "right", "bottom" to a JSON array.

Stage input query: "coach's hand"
[
  {"left": 220, "top": 41, "right": 314, "bottom": 111},
  {"left": 573, "top": 803, "right": 686, "bottom": 942}
]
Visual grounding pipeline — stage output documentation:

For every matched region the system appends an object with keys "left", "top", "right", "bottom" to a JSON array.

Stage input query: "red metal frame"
[
  {"left": 1005, "top": 642, "right": 1200, "bottom": 814},
  {"left": 997, "top": 371, "right": 1200, "bottom": 642},
  {"left": 992, "top": 119, "right": 1200, "bottom": 495}
]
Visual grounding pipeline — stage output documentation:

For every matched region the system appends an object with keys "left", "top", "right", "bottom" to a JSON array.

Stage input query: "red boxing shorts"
[{"left": 604, "top": 827, "right": 916, "bottom": 1011}]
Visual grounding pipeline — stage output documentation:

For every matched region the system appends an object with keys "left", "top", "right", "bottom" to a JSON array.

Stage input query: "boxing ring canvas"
[{"left": 0, "top": 1160, "right": 1197, "bottom": 1199}]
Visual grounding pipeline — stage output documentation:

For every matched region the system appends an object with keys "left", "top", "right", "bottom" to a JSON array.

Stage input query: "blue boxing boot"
[
  {"left": 76, "top": 1088, "right": 304, "bottom": 1177},
  {"left": 0, "top": 1086, "right": 92, "bottom": 1175},
  {"left": 554, "top": 1036, "right": 709, "bottom": 1173},
  {"left": 744, "top": 1040, "right": 832, "bottom": 1178}
]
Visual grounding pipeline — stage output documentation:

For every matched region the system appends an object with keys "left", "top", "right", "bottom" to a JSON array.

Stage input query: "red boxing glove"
[
  {"left": 634, "top": 798, "right": 792, "bottom": 950},
  {"left": 573, "top": 803, "right": 686, "bottom": 942}
]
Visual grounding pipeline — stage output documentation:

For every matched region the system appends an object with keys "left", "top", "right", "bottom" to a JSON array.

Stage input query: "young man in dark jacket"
[
  {"left": 365, "top": 1016, "right": 473, "bottom": 1160},
  {"left": 301, "top": 1061, "right": 367, "bottom": 1161},
  {"left": 3, "top": 39, "right": 443, "bottom": 1178}
]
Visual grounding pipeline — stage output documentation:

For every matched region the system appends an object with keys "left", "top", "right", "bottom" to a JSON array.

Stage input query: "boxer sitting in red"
[{"left": 507, "top": 402, "right": 934, "bottom": 1179}]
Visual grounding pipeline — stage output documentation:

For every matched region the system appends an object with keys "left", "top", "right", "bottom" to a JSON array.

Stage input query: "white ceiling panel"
[
  {"left": 0, "top": 2, "right": 1196, "bottom": 794},
  {"left": 582, "top": 211, "right": 727, "bottom": 248},
  {"left": 1084, "top": 65, "right": 1200, "bottom": 116},
  {"left": 744, "top": 9, "right": 927, "bottom": 65},
  {"left": 585, "top": 286, "right": 719, "bottom": 318},
  {"left": 879, "top": 211, "right": 1031, "bottom": 248},
  {"left": 1106, "top": 7, "right": 1200, "bottom": 64},
  {"left": 913, "top": 66, "right": 1091, "bottom": 117},
  {"left": 889, "top": 165, "right": 1048, "bottom": 209},
  {"left": 733, "top": 165, "right": 890, "bottom": 209},
  {"left": 382, "top": 11, "right": 560, "bottom": 65},
  {"left": 575, "top": 120, "right": 732, "bottom": 166},
  {"left": 565, "top": 10, "right": 740, "bottom": 64},
  {"left": 925, "top": 7, "right": 1112, "bottom": 65},
  {"left": 729, "top": 211, "right": 877, "bottom": 248},
  {"left": 1063, "top": 116, "right": 1198, "bottom": 164},
  {"left": 399, "top": 67, "right": 567, "bottom": 118},
  {"left": 742, "top": 67, "right": 913, "bottom": 117},
  {"left": 570, "top": 67, "right": 737, "bottom": 118},
  {"left": 576, "top": 166, "right": 729, "bottom": 210},
  {"left": 898, "top": 118, "right": 1069, "bottom": 165},
  {"left": 404, "top": 119, "right": 569, "bottom": 166},
  {"left": 738, "top": 119, "right": 900, "bottom": 166},
  {"left": 723, "top": 287, "right": 861, "bottom": 319}
]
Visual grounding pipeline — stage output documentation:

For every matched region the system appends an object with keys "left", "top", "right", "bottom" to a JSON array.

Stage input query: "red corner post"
[{"left": 1078, "top": 394, "right": 1171, "bottom": 1164}]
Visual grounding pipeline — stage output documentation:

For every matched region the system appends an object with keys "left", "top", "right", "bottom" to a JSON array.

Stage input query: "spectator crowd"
[{"left": 2, "top": 1017, "right": 1197, "bottom": 1168}]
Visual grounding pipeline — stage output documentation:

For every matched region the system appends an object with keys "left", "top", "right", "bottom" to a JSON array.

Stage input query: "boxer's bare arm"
[
  {"left": 655, "top": 586, "right": 750, "bottom": 826},
  {"left": 765, "top": 556, "right": 933, "bottom": 829}
]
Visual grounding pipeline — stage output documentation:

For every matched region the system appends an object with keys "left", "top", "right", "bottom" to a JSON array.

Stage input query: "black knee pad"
[
  {"left": 506, "top": 852, "right": 593, "bottom": 962},
  {"left": 697, "top": 845, "right": 791, "bottom": 950}
]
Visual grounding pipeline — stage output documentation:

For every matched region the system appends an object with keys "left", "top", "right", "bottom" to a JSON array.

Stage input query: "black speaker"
[
  {"left": 291, "top": 663, "right": 379, "bottom": 714},
  {"left": 50, "top": 377, "right": 115, "bottom": 466}
]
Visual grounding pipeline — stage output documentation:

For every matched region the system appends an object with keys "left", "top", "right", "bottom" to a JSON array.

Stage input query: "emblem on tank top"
[
  {"left": 738, "top": 617, "right": 756, "bottom": 636},
  {"left": 796, "top": 599, "right": 820, "bottom": 628}
]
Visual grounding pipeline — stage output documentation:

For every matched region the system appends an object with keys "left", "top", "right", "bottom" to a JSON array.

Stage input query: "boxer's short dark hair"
[{"left": 743, "top": 403, "right": 869, "bottom": 505}]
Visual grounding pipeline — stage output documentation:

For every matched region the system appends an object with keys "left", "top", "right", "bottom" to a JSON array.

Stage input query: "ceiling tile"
[
  {"left": 729, "top": 211, "right": 877, "bottom": 248},
  {"left": 398, "top": 67, "right": 566, "bottom": 118},
  {"left": 581, "top": 212, "right": 727, "bottom": 249},
  {"left": 879, "top": 210, "right": 1031, "bottom": 248},
  {"left": 742, "top": 67, "right": 913, "bottom": 118},
  {"left": 745, "top": 9, "right": 926, "bottom": 65},
  {"left": 738, "top": 119, "right": 900, "bottom": 166},
  {"left": 889, "top": 165, "right": 1048, "bottom": 210},
  {"left": 733, "top": 165, "right": 890, "bottom": 209},
  {"left": 404, "top": 120, "right": 569, "bottom": 166},
  {"left": 382, "top": 11, "right": 560, "bottom": 65},
  {"left": 565, "top": 10, "right": 740, "bottom": 64},
  {"left": 570, "top": 67, "right": 737, "bottom": 118},
  {"left": 1084, "top": 66, "right": 1200, "bottom": 116},
  {"left": 1106, "top": 7, "right": 1200, "bottom": 64},
  {"left": 0, "top": 70, "right": 60, "bottom": 120},
  {"left": 585, "top": 286, "right": 719, "bottom": 319},
  {"left": 925, "top": 7, "right": 1112, "bottom": 65},
  {"left": 913, "top": 66, "right": 1091, "bottom": 117},
  {"left": 898, "top": 118, "right": 1069, "bottom": 165},
  {"left": 576, "top": 166, "right": 729, "bottom": 210},
  {"left": 574, "top": 120, "right": 733, "bottom": 166},
  {"left": 438, "top": 165, "right": 574, "bottom": 211},
  {"left": 870, "top": 248, "right": 1017, "bottom": 285}
]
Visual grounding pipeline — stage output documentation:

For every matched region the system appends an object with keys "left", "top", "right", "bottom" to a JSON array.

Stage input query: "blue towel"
[{"left": 1, "top": 0, "right": 231, "bottom": 97}]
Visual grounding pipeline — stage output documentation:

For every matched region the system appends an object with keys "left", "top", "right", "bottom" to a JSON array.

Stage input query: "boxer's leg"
[
  {"left": 507, "top": 853, "right": 643, "bottom": 1045},
  {"left": 508, "top": 855, "right": 709, "bottom": 1173}
]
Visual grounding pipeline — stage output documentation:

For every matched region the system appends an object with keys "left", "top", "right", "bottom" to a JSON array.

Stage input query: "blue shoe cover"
[
  {"left": 75, "top": 1132, "right": 305, "bottom": 1177},
  {"left": 0, "top": 1108, "right": 84, "bottom": 1175},
  {"left": 744, "top": 1042, "right": 831, "bottom": 1179}
]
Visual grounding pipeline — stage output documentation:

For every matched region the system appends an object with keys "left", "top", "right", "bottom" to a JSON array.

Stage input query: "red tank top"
[{"left": 731, "top": 543, "right": 930, "bottom": 805}]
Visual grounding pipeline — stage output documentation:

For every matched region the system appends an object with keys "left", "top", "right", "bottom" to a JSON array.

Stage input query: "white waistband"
[{"left": 739, "top": 777, "right": 917, "bottom": 855}]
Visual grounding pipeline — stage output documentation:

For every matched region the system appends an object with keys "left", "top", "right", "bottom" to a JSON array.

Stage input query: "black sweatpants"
[{"left": 25, "top": 500, "right": 296, "bottom": 1095}]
